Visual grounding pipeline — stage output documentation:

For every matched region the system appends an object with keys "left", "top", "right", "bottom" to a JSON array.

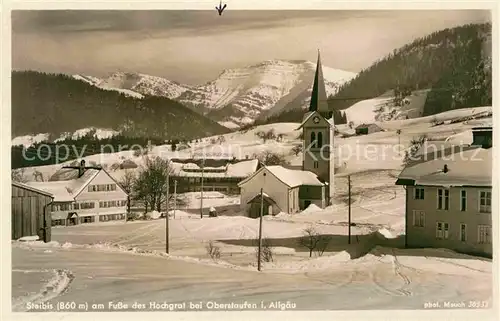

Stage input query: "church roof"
[{"left": 309, "top": 50, "right": 329, "bottom": 114}]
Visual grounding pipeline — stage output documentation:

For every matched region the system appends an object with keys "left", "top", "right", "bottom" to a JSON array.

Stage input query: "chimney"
[
  {"left": 78, "top": 159, "right": 86, "bottom": 178},
  {"left": 443, "top": 164, "right": 449, "bottom": 173},
  {"left": 472, "top": 127, "right": 492, "bottom": 149}
]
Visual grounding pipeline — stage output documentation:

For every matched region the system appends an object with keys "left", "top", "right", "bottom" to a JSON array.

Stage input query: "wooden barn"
[
  {"left": 11, "top": 181, "right": 54, "bottom": 242},
  {"left": 355, "top": 123, "right": 383, "bottom": 135}
]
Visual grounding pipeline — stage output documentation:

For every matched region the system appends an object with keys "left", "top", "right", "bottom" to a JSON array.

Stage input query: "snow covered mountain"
[{"left": 73, "top": 60, "right": 356, "bottom": 129}]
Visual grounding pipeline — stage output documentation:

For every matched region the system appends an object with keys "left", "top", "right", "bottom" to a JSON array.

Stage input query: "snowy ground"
[
  {"left": 11, "top": 168, "right": 493, "bottom": 311},
  {"left": 11, "top": 106, "right": 494, "bottom": 311}
]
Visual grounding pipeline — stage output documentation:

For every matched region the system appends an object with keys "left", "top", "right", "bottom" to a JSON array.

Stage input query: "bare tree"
[
  {"left": 255, "top": 237, "right": 274, "bottom": 263},
  {"left": 291, "top": 144, "right": 302, "bottom": 156},
  {"left": 119, "top": 170, "right": 136, "bottom": 217},
  {"left": 217, "top": 135, "right": 226, "bottom": 144},
  {"left": 32, "top": 169, "right": 44, "bottom": 182},
  {"left": 134, "top": 156, "right": 174, "bottom": 214},
  {"left": 12, "top": 168, "right": 27, "bottom": 183},
  {"left": 255, "top": 129, "right": 276, "bottom": 143},
  {"left": 253, "top": 151, "right": 289, "bottom": 166},
  {"left": 298, "top": 227, "right": 331, "bottom": 258},
  {"left": 205, "top": 241, "right": 221, "bottom": 261}
]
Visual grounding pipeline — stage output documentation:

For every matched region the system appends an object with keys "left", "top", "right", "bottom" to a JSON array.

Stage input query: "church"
[{"left": 238, "top": 51, "right": 335, "bottom": 216}]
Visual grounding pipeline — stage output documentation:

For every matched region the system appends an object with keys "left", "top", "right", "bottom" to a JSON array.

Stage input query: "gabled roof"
[
  {"left": 27, "top": 167, "right": 127, "bottom": 202},
  {"left": 238, "top": 165, "right": 325, "bottom": 188},
  {"left": 246, "top": 192, "right": 277, "bottom": 205},
  {"left": 396, "top": 146, "right": 492, "bottom": 187},
  {"left": 12, "top": 181, "right": 54, "bottom": 198},
  {"left": 296, "top": 111, "right": 333, "bottom": 130}
]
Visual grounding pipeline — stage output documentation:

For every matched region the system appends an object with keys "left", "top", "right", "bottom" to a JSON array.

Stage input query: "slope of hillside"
[
  {"left": 12, "top": 71, "right": 230, "bottom": 139},
  {"left": 262, "top": 23, "right": 492, "bottom": 125}
]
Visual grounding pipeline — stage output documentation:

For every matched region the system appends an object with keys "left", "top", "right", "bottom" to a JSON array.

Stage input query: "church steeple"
[{"left": 309, "top": 50, "right": 330, "bottom": 118}]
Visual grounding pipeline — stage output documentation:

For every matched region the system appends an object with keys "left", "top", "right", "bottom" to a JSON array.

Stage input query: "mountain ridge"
[{"left": 73, "top": 59, "right": 357, "bottom": 128}]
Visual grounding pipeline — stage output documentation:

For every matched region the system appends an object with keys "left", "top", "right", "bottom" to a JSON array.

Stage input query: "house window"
[
  {"left": 460, "top": 224, "right": 467, "bottom": 242},
  {"left": 412, "top": 210, "right": 425, "bottom": 227},
  {"left": 437, "top": 189, "right": 449, "bottom": 210},
  {"left": 436, "top": 222, "right": 449, "bottom": 239},
  {"left": 81, "top": 216, "right": 94, "bottom": 224},
  {"left": 479, "top": 191, "right": 491, "bottom": 213},
  {"left": 477, "top": 225, "right": 491, "bottom": 244},
  {"left": 317, "top": 132, "right": 323, "bottom": 147},
  {"left": 414, "top": 188, "right": 425, "bottom": 200},
  {"left": 310, "top": 132, "right": 316, "bottom": 148},
  {"left": 460, "top": 190, "right": 467, "bottom": 211},
  {"left": 79, "top": 202, "right": 95, "bottom": 209},
  {"left": 51, "top": 219, "right": 65, "bottom": 226}
]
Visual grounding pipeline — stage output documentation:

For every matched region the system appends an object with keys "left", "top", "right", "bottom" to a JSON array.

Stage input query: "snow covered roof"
[
  {"left": 397, "top": 147, "right": 492, "bottom": 187},
  {"left": 12, "top": 181, "right": 54, "bottom": 198},
  {"left": 27, "top": 168, "right": 101, "bottom": 202},
  {"left": 266, "top": 166, "right": 325, "bottom": 188},
  {"left": 240, "top": 165, "right": 324, "bottom": 188},
  {"left": 170, "top": 159, "right": 259, "bottom": 178},
  {"left": 26, "top": 181, "right": 75, "bottom": 202}
]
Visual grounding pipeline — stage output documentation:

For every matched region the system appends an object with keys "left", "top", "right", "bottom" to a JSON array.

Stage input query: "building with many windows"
[
  {"left": 169, "top": 158, "right": 260, "bottom": 194},
  {"left": 27, "top": 161, "right": 128, "bottom": 226},
  {"left": 396, "top": 127, "right": 493, "bottom": 257}
]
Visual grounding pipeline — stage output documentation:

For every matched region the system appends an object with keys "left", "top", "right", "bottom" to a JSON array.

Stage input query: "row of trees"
[{"left": 11, "top": 132, "right": 165, "bottom": 169}]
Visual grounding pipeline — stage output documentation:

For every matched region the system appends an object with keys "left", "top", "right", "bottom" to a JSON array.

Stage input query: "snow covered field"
[
  {"left": 11, "top": 167, "right": 493, "bottom": 311},
  {"left": 10, "top": 106, "right": 494, "bottom": 311}
]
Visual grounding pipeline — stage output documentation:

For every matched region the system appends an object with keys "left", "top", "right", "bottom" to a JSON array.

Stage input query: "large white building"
[{"left": 28, "top": 160, "right": 128, "bottom": 226}]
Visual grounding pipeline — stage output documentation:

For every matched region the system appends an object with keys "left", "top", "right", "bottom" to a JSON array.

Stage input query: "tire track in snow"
[
  {"left": 369, "top": 253, "right": 412, "bottom": 297},
  {"left": 12, "top": 269, "right": 74, "bottom": 312},
  {"left": 109, "top": 221, "right": 155, "bottom": 244},
  {"left": 304, "top": 268, "right": 357, "bottom": 290},
  {"left": 112, "top": 221, "right": 162, "bottom": 246}
]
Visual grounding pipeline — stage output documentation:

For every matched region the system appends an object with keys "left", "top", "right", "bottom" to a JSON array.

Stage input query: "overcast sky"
[{"left": 12, "top": 10, "right": 490, "bottom": 85}]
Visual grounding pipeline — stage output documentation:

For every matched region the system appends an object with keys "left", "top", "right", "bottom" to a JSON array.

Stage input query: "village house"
[
  {"left": 238, "top": 165, "right": 326, "bottom": 217},
  {"left": 395, "top": 127, "right": 493, "bottom": 257},
  {"left": 169, "top": 158, "right": 260, "bottom": 194},
  {"left": 27, "top": 160, "right": 128, "bottom": 226}
]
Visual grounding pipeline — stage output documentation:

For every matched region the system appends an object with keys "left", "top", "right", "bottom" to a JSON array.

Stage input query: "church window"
[
  {"left": 310, "top": 132, "right": 316, "bottom": 148},
  {"left": 317, "top": 132, "right": 323, "bottom": 147}
]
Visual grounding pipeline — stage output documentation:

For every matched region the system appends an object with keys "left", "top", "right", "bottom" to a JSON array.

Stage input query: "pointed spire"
[{"left": 309, "top": 50, "right": 329, "bottom": 117}]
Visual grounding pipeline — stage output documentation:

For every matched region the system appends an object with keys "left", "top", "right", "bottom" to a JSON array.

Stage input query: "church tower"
[{"left": 298, "top": 50, "right": 335, "bottom": 204}]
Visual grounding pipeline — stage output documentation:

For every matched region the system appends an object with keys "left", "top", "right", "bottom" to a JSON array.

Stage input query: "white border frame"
[{"left": 1, "top": 2, "right": 499, "bottom": 321}]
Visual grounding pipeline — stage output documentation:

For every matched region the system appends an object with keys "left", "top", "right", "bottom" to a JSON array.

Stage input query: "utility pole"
[
  {"left": 257, "top": 188, "right": 264, "bottom": 272},
  {"left": 396, "top": 129, "right": 402, "bottom": 155},
  {"left": 200, "top": 158, "right": 204, "bottom": 219},
  {"left": 173, "top": 180, "right": 177, "bottom": 219},
  {"left": 348, "top": 175, "right": 351, "bottom": 245},
  {"left": 125, "top": 195, "right": 130, "bottom": 222},
  {"left": 165, "top": 166, "right": 170, "bottom": 254}
]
